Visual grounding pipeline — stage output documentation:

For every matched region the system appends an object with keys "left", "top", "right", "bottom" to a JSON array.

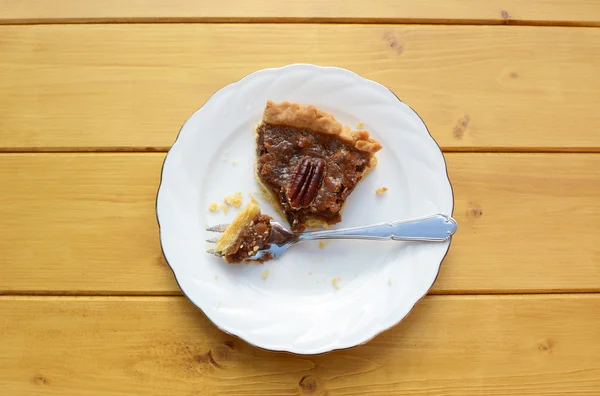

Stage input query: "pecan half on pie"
[
  {"left": 215, "top": 201, "right": 273, "bottom": 263},
  {"left": 255, "top": 101, "right": 382, "bottom": 231}
]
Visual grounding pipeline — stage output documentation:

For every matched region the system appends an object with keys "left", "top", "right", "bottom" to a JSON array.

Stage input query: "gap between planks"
[
  {"left": 1, "top": 293, "right": 599, "bottom": 301},
  {"left": 1, "top": 17, "right": 599, "bottom": 28},
  {"left": 1, "top": 290, "right": 599, "bottom": 297}
]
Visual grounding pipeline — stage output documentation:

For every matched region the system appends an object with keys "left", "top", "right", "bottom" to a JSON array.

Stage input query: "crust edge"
[{"left": 262, "top": 101, "right": 382, "bottom": 154}]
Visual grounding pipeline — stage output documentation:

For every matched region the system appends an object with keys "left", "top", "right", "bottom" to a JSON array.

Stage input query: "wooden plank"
[
  {"left": 1, "top": 153, "right": 599, "bottom": 294},
  {"left": 440, "top": 153, "right": 600, "bottom": 293},
  {"left": 1, "top": 24, "right": 599, "bottom": 151},
  {"left": 0, "top": 295, "right": 599, "bottom": 395},
  {"left": 1, "top": 0, "right": 599, "bottom": 26},
  {"left": 0, "top": 154, "right": 171, "bottom": 294}
]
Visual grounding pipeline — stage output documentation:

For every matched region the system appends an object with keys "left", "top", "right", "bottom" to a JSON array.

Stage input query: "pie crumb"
[
  {"left": 261, "top": 270, "right": 269, "bottom": 280},
  {"left": 232, "top": 160, "right": 238, "bottom": 166},
  {"left": 249, "top": 193, "right": 260, "bottom": 204},
  {"left": 224, "top": 192, "right": 243, "bottom": 208},
  {"left": 376, "top": 187, "right": 389, "bottom": 195},
  {"left": 318, "top": 241, "right": 328, "bottom": 249},
  {"left": 388, "top": 277, "right": 392, "bottom": 286},
  {"left": 219, "top": 203, "right": 229, "bottom": 214},
  {"left": 250, "top": 191, "right": 268, "bottom": 202},
  {"left": 332, "top": 276, "right": 341, "bottom": 290},
  {"left": 356, "top": 121, "right": 364, "bottom": 129},
  {"left": 208, "top": 202, "right": 219, "bottom": 212}
]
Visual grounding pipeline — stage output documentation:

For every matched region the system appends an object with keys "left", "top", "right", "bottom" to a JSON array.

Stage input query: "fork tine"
[
  {"left": 207, "top": 249, "right": 223, "bottom": 257},
  {"left": 206, "top": 223, "right": 229, "bottom": 232},
  {"left": 206, "top": 237, "right": 219, "bottom": 243}
]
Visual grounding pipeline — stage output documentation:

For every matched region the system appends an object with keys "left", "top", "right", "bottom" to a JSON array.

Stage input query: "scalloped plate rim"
[{"left": 156, "top": 63, "right": 455, "bottom": 354}]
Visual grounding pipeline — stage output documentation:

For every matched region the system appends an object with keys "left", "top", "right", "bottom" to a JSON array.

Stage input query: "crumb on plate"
[
  {"left": 249, "top": 193, "right": 260, "bottom": 203},
  {"left": 261, "top": 269, "right": 269, "bottom": 280},
  {"left": 250, "top": 191, "right": 268, "bottom": 203},
  {"left": 332, "top": 276, "right": 341, "bottom": 290},
  {"left": 357, "top": 121, "right": 364, "bottom": 129},
  {"left": 224, "top": 192, "right": 243, "bottom": 208},
  {"left": 232, "top": 160, "right": 238, "bottom": 166},
  {"left": 219, "top": 203, "right": 229, "bottom": 214},
  {"left": 318, "top": 241, "right": 328, "bottom": 249},
  {"left": 208, "top": 202, "right": 219, "bottom": 212},
  {"left": 376, "top": 187, "right": 388, "bottom": 195}
]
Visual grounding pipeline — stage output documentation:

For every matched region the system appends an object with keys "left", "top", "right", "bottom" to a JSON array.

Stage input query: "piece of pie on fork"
[
  {"left": 214, "top": 200, "right": 273, "bottom": 263},
  {"left": 255, "top": 101, "right": 382, "bottom": 231}
]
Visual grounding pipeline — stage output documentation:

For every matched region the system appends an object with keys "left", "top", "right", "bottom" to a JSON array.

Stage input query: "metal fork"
[{"left": 207, "top": 214, "right": 457, "bottom": 261}]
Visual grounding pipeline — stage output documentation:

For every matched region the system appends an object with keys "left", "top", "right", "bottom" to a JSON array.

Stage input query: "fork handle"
[{"left": 297, "top": 214, "right": 457, "bottom": 242}]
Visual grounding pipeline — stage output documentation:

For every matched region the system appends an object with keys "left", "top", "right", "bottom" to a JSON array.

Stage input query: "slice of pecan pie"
[
  {"left": 215, "top": 201, "right": 273, "bottom": 263},
  {"left": 255, "top": 101, "right": 382, "bottom": 231}
]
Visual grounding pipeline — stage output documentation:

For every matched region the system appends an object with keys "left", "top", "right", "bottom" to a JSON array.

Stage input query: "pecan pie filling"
[
  {"left": 257, "top": 124, "right": 371, "bottom": 229},
  {"left": 255, "top": 101, "right": 382, "bottom": 231}
]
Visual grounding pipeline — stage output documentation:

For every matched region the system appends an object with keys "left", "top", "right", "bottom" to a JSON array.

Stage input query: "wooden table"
[{"left": 1, "top": 1, "right": 600, "bottom": 395}]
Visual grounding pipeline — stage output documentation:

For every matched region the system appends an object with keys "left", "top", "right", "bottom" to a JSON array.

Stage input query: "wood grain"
[
  {"left": 1, "top": 153, "right": 599, "bottom": 294},
  {"left": 1, "top": 0, "right": 599, "bottom": 25},
  {"left": 0, "top": 295, "right": 599, "bottom": 395},
  {"left": 0, "top": 154, "right": 170, "bottom": 294},
  {"left": 1, "top": 24, "right": 599, "bottom": 151},
  {"left": 440, "top": 153, "right": 600, "bottom": 293}
]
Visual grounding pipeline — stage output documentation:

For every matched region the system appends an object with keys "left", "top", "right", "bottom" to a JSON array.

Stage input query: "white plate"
[{"left": 157, "top": 64, "right": 454, "bottom": 354}]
